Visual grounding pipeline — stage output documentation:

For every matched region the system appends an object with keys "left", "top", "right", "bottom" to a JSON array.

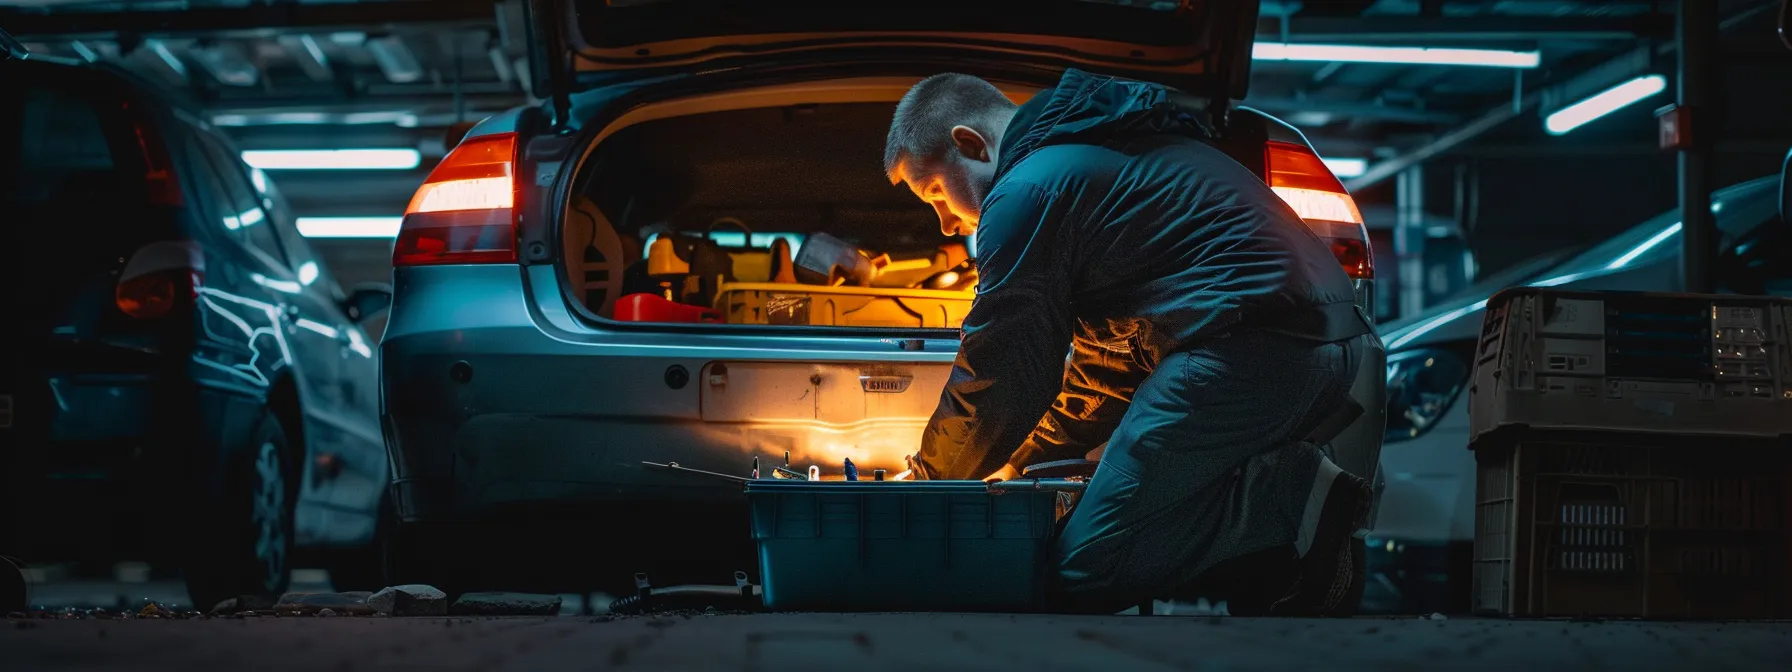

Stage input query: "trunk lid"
[{"left": 527, "top": 0, "right": 1259, "bottom": 120}]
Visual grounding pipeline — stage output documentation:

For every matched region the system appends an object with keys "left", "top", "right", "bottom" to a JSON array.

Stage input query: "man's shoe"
[{"left": 1272, "top": 460, "right": 1373, "bottom": 617}]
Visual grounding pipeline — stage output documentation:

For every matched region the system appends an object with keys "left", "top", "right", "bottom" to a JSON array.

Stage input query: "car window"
[
  {"left": 4, "top": 70, "right": 153, "bottom": 211},
  {"left": 11, "top": 89, "right": 118, "bottom": 201},
  {"left": 3, "top": 63, "right": 188, "bottom": 289},
  {"left": 252, "top": 168, "right": 346, "bottom": 302},
  {"left": 195, "top": 132, "right": 288, "bottom": 271}
]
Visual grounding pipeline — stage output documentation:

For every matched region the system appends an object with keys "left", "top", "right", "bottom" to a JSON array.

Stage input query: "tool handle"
[
  {"left": 641, "top": 461, "right": 751, "bottom": 484},
  {"left": 1021, "top": 459, "right": 1098, "bottom": 480}
]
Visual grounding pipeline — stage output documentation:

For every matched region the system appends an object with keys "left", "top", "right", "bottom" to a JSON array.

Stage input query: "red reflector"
[
  {"left": 1265, "top": 140, "right": 1363, "bottom": 225},
  {"left": 614, "top": 293, "right": 723, "bottom": 323},
  {"left": 116, "top": 269, "right": 201, "bottom": 319},
  {"left": 393, "top": 132, "right": 519, "bottom": 267},
  {"left": 1329, "top": 237, "right": 1374, "bottom": 280}
]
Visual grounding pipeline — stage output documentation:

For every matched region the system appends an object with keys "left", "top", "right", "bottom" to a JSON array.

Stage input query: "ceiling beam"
[
  {"left": 1255, "top": 15, "right": 1673, "bottom": 43},
  {"left": 0, "top": 0, "right": 501, "bottom": 40}
]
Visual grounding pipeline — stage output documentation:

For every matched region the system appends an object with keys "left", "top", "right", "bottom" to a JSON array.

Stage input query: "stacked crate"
[{"left": 1468, "top": 288, "right": 1792, "bottom": 618}]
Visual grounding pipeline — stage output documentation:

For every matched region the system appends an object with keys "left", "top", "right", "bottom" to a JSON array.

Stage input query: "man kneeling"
[{"left": 887, "top": 70, "right": 1381, "bottom": 615}]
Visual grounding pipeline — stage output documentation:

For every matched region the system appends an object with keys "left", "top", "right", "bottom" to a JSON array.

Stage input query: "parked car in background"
[
  {"left": 379, "top": 0, "right": 1386, "bottom": 594},
  {"left": 1367, "top": 168, "right": 1791, "bottom": 613},
  {"left": 0, "top": 45, "right": 391, "bottom": 609}
]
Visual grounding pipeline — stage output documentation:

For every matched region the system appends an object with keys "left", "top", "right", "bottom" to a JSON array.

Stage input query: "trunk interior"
[{"left": 562, "top": 90, "right": 984, "bottom": 330}]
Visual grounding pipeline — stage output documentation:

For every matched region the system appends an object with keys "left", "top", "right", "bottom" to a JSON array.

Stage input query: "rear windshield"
[
  {"left": 1, "top": 62, "right": 159, "bottom": 256},
  {"left": 576, "top": 1, "right": 1209, "bottom": 50}
]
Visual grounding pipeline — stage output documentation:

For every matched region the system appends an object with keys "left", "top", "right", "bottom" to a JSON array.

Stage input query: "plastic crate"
[
  {"left": 1471, "top": 432, "right": 1792, "bottom": 619},
  {"left": 745, "top": 480, "right": 1058, "bottom": 612},
  {"left": 1468, "top": 288, "right": 1792, "bottom": 442}
]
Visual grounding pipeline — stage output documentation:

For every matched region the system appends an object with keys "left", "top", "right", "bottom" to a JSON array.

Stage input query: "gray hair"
[{"left": 883, "top": 73, "right": 1016, "bottom": 183}]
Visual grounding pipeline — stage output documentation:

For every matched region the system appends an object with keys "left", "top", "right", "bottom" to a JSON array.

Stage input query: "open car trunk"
[
  {"left": 562, "top": 88, "right": 985, "bottom": 330},
  {"left": 529, "top": 1, "right": 1259, "bottom": 121}
]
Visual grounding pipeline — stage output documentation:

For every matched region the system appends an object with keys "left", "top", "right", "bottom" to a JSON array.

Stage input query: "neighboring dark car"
[
  {"left": 0, "top": 48, "right": 391, "bottom": 609},
  {"left": 380, "top": 0, "right": 1386, "bottom": 593}
]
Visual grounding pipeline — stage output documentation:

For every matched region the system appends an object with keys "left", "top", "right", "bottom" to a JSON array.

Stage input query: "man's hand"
[{"left": 982, "top": 463, "right": 1021, "bottom": 483}]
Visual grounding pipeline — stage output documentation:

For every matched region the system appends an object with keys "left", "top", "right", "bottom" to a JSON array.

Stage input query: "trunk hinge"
[
  {"left": 525, "top": 0, "right": 575, "bottom": 127},
  {"left": 1205, "top": 0, "right": 1260, "bottom": 134},
  {"left": 550, "top": 49, "right": 574, "bottom": 127}
]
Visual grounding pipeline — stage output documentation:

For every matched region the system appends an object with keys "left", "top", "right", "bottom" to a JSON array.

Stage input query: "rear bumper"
[
  {"left": 384, "top": 266, "right": 1395, "bottom": 530},
  {"left": 381, "top": 265, "right": 956, "bottom": 524},
  {"left": 3, "top": 369, "right": 262, "bottom": 561}
]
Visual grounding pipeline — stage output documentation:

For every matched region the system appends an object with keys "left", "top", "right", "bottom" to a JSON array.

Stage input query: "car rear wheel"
[{"left": 182, "top": 412, "right": 295, "bottom": 611}]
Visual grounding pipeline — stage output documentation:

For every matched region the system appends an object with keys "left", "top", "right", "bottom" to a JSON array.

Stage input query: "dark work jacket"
[{"left": 914, "top": 69, "right": 1371, "bottom": 481}]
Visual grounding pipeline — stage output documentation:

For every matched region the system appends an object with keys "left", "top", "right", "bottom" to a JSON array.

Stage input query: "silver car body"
[{"left": 382, "top": 77, "right": 1385, "bottom": 557}]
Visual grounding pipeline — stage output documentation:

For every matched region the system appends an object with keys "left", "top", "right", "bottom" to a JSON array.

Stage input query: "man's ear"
[{"left": 949, "top": 125, "right": 990, "bottom": 162}]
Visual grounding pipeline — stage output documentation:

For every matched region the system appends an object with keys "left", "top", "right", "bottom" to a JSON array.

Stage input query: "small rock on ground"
[
  {"left": 449, "top": 592, "right": 561, "bottom": 616},
  {"left": 317, "top": 609, "right": 338, "bottom": 617},
  {"left": 368, "top": 585, "right": 448, "bottom": 617},
  {"left": 138, "top": 602, "right": 173, "bottom": 618},
  {"left": 274, "top": 591, "right": 374, "bottom": 616}
]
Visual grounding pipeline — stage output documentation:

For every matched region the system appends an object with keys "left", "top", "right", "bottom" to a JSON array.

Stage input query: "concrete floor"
[{"left": 6, "top": 612, "right": 1791, "bottom": 671}]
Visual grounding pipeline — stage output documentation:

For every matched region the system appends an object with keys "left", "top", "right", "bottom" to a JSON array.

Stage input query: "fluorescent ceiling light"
[
  {"left": 242, "top": 149, "right": 421, "bottom": 170},
  {"left": 1254, "top": 42, "right": 1540, "bottom": 68},
  {"left": 1323, "top": 157, "right": 1367, "bottom": 178},
  {"left": 1544, "top": 75, "right": 1668, "bottom": 136},
  {"left": 297, "top": 217, "right": 403, "bottom": 238}
]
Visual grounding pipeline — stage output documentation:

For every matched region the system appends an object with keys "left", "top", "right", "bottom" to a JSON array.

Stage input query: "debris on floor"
[
  {"left": 274, "top": 591, "right": 376, "bottom": 616},
  {"left": 135, "top": 602, "right": 173, "bottom": 619},
  {"left": 368, "top": 585, "right": 449, "bottom": 617},
  {"left": 449, "top": 592, "right": 562, "bottom": 616},
  {"left": 211, "top": 594, "right": 278, "bottom": 616}
]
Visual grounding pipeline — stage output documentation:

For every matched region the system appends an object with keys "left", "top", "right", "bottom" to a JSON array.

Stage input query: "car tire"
[
  {"left": 2, "top": 555, "right": 27, "bottom": 613},
  {"left": 321, "top": 496, "right": 391, "bottom": 592},
  {"left": 182, "top": 411, "right": 296, "bottom": 611}
]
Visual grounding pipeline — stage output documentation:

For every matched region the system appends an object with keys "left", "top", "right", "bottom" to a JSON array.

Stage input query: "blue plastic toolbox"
[{"left": 745, "top": 479, "right": 1060, "bottom": 612}]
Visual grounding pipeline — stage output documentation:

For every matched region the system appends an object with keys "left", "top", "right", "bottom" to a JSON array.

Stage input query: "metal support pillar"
[
  {"left": 1396, "top": 165, "right": 1427, "bottom": 319},
  {"left": 1678, "top": 0, "right": 1718, "bottom": 294}
]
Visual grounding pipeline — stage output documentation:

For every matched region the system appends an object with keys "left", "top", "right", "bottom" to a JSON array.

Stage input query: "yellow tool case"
[{"left": 714, "top": 282, "right": 974, "bottom": 328}]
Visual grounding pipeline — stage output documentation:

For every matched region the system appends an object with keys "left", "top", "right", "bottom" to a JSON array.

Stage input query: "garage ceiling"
[{"left": 3, "top": 0, "right": 1783, "bottom": 221}]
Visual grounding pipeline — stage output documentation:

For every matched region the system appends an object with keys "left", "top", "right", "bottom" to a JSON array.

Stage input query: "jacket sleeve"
[
  {"left": 913, "top": 183, "right": 1075, "bottom": 481},
  {"left": 1005, "top": 321, "right": 1149, "bottom": 470}
]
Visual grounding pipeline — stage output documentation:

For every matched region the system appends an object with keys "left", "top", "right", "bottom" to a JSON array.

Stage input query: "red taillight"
[
  {"left": 1265, "top": 140, "right": 1364, "bottom": 225},
  {"left": 116, "top": 269, "right": 202, "bottom": 319},
  {"left": 393, "top": 132, "right": 520, "bottom": 267},
  {"left": 124, "top": 101, "right": 182, "bottom": 207},
  {"left": 1265, "top": 140, "right": 1372, "bottom": 279}
]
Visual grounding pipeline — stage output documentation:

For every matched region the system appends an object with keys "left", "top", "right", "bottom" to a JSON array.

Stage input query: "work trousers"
[{"left": 1049, "top": 327, "right": 1361, "bottom": 614}]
